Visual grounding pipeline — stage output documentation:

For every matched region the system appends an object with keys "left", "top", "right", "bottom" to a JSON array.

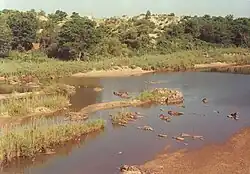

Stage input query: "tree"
[
  {"left": 56, "top": 15, "right": 99, "bottom": 60},
  {"left": 92, "top": 37, "right": 131, "bottom": 57},
  {"left": 0, "top": 18, "right": 12, "bottom": 57},
  {"left": 48, "top": 10, "right": 67, "bottom": 23},
  {"left": 38, "top": 10, "right": 46, "bottom": 16},
  {"left": 7, "top": 11, "right": 38, "bottom": 50},
  {"left": 146, "top": 10, "right": 151, "bottom": 19}
]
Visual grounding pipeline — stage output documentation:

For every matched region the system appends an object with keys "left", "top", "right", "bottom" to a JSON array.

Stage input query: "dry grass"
[
  {"left": 110, "top": 110, "right": 138, "bottom": 125},
  {"left": 0, "top": 118, "right": 105, "bottom": 165},
  {"left": 0, "top": 94, "right": 69, "bottom": 118}
]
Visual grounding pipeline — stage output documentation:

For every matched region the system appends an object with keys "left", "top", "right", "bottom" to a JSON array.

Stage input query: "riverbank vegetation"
[
  {"left": 1, "top": 48, "right": 249, "bottom": 82},
  {"left": 0, "top": 9, "right": 249, "bottom": 82},
  {"left": 0, "top": 94, "right": 69, "bottom": 118},
  {"left": 0, "top": 118, "right": 105, "bottom": 166}
]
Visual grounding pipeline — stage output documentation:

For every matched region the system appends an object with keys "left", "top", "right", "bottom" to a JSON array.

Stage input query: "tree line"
[{"left": 0, "top": 9, "right": 249, "bottom": 60}]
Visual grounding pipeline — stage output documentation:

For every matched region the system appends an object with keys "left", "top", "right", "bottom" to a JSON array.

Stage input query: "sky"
[{"left": 2, "top": 0, "right": 250, "bottom": 17}]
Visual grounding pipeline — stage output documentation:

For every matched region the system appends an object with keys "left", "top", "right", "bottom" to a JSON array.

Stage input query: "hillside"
[{"left": 0, "top": 9, "right": 250, "bottom": 60}]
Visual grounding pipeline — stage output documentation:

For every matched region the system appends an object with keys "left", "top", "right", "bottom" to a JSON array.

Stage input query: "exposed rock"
[
  {"left": 158, "top": 134, "right": 168, "bottom": 138},
  {"left": 192, "top": 135, "right": 205, "bottom": 141},
  {"left": 202, "top": 98, "right": 208, "bottom": 104},
  {"left": 172, "top": 136, "right": 185, "bottom": 141},
  {"left": 138, "top": 126, "right": 154, "bottom": 131},
  {"left": 113, "top": 91, "right": 131, "bottom": 99},
  {"left": 120, "top": 165, "right": 143, "bottom": 174},
  {"left": 93, "top": 87, "right": 103, "bottom": 92},
  {"left": 180, "top": 133, "right": 192, "bottom": 138},
  {"left": 159, "top": 114, "right": 172, "bottom": 122},
  {"left": 227, "top": 112, "right": 239, "bottom": 120},
  {"left": 168, "top": 110, "right": 184, "bottom": 116},
  {"left": 214, "top": 110, "right": 220, "bottom": 114}
]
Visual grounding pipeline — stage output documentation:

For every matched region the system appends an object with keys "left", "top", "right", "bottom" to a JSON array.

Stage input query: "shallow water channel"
[{"left": 3, "top": 72, "right": 250, "bottom": 174}]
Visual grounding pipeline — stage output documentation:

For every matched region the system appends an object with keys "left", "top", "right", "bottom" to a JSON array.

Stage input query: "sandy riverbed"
[
  {"left": 72, "top": 67, "right": 153, "bottom": 78},
  {"left": 139, "top": 127, "right": 250, "bottom": 174}
]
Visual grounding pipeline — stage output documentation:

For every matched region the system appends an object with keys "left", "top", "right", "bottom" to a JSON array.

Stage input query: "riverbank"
[
  {"left": 134, "top": 127, "right": 250, "bottom": 174},
  {"left": 1, "top": 48, "right": 249, "bottom": 81}
]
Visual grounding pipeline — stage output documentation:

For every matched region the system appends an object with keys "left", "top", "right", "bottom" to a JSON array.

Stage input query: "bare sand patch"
[{"left": 72, "top": 67, "right": 153, "bottom": 78}]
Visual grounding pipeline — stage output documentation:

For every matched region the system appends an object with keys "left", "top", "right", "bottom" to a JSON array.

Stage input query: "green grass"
[
  {"left": 136, "top": 88, "right": 172, "bottom": 102},
  {"left": 0, "top": 118, "right": 105, "bottom": 164},
  {"left": 0, "top": 94, "right": 69, "bottom": 117},
  {"left": 1, "top": 48, "right": 249, "bottom": 82},
  {"left": 110, "top": 110, "right": 137, "bottom": 125}
]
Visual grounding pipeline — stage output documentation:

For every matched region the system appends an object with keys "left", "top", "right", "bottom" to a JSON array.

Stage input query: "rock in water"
[
  {"left": 158, "top": 134, "right": 168, "bottom": 138},
  {"left": 120, "top": 165, "right": 143, "bottom": 174},
  {"left": 202, "top": 98, "right": 208, "bottom": 104}
]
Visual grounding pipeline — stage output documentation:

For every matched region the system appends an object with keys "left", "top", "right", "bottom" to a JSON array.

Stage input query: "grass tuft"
[
  {"left": 136, "top": 88, "right": 171, "bottom": 102},
  {"left": 0, "top": 94, "right": 69, "bottom": 117},
  {"left": 111, "top": 110, "right": 138, "bottom": 125},
  {"left": 0, "top": 118, "right": 105, "bottom": 164}
]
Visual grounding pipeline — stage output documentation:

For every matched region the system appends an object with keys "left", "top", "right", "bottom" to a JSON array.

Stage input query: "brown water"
[{"left": 3, "top": 72, "right": 250, "bottom": 174}]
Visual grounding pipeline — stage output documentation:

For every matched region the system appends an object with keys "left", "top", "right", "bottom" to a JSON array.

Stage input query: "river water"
[{"left": 3, "top": 72, "right": 250, "bottom": 174}]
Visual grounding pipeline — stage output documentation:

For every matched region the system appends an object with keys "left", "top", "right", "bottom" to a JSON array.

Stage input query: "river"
[{"left": 3, "top": 72, "right": 250, "bottom": 174}]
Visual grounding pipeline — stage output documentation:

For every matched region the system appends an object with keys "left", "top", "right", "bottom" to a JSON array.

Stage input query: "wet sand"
[{"left": 140, "top": 127, "right": 250, "bottom": 174}]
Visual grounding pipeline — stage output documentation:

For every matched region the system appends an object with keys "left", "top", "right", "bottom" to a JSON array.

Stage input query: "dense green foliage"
[
  {"left": 0, "top": 17, "right": 12, "bottom": 57},
  {"left": 6, "top": 11, "right": 38, "bottom": 51},
  {"left": 0, "top": 9, "right": 249, "bottom": 59}
]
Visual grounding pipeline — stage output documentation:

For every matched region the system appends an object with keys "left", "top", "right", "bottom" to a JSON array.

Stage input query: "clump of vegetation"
[
  {"left": 41, "top": 83, "right": 76, "bottom": 96},
  {"left": 136, "top": 88, "right": 183, "bottom": 104},
  {"left": 0, "top": 83, "right": 36, "bottom": 94},
  {"left": 136, "top": 88, "right": 171, "bottom": 102},
  {"left": 0, "top": 118, "right": 105, "bottom": 166},
  {"left": 0, "top": 94, "right": 69, "bottom": 117},
  {"left": 111, "top": 111, "right": 140, "bottom": 126}
]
